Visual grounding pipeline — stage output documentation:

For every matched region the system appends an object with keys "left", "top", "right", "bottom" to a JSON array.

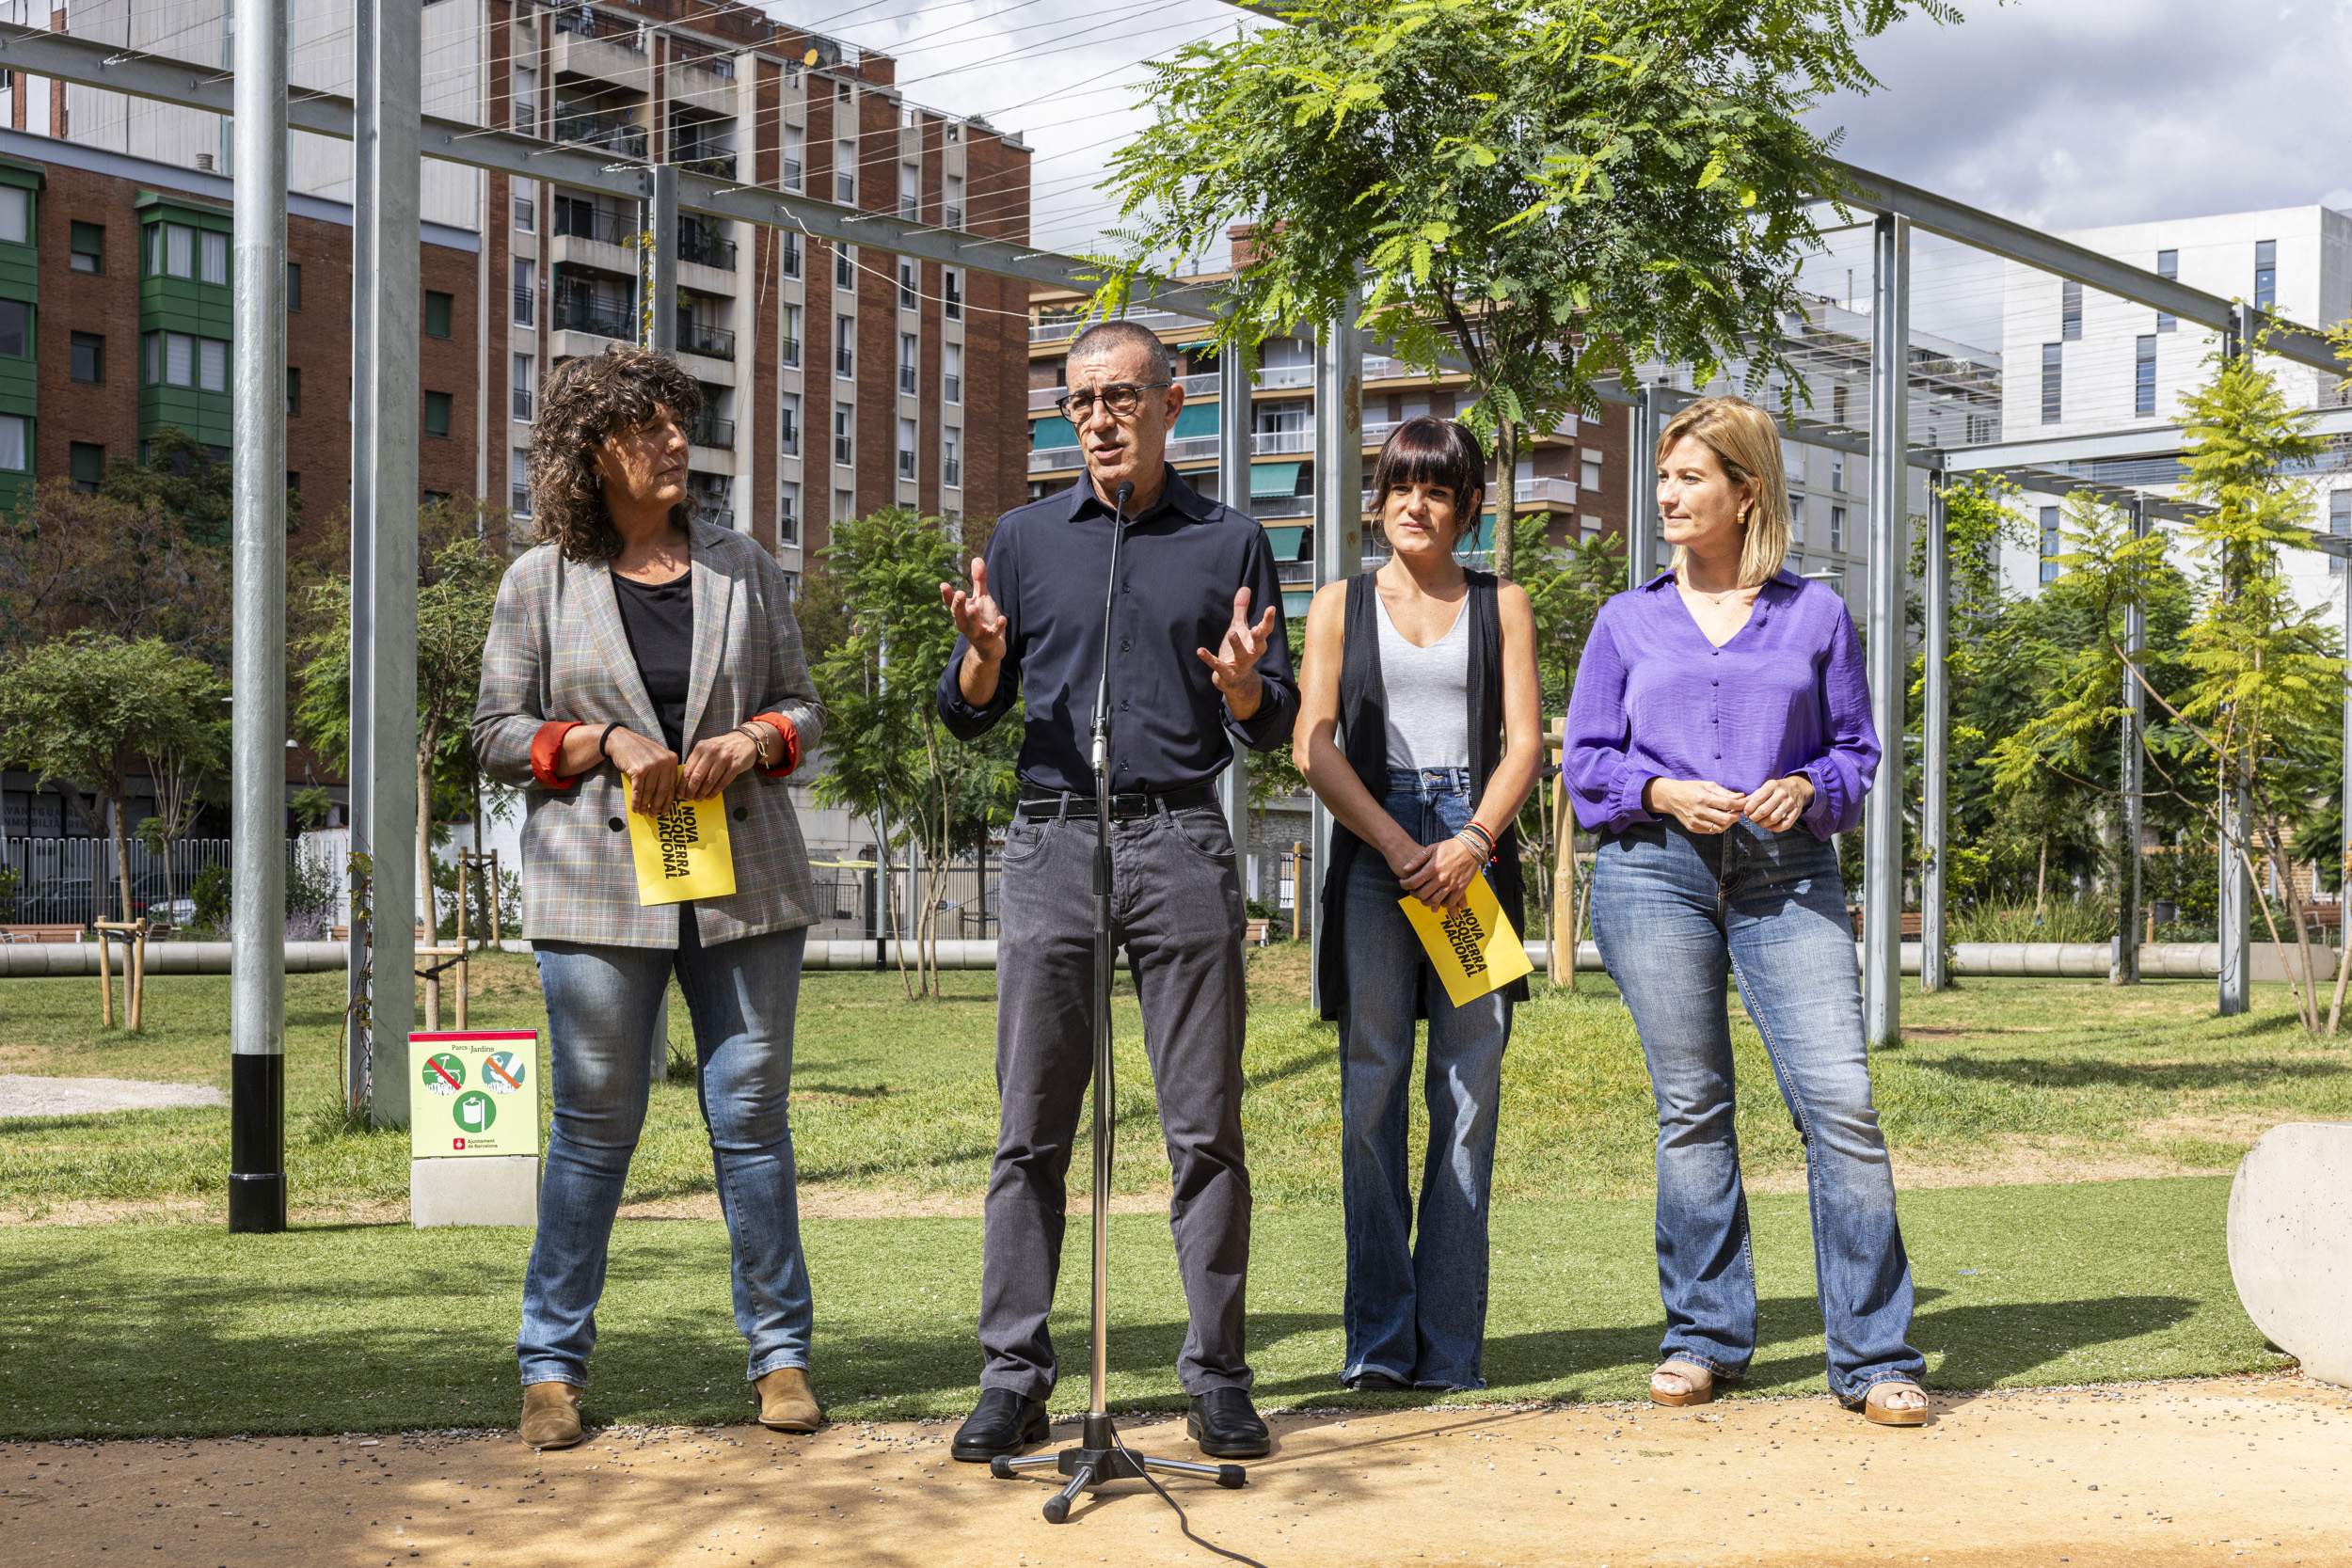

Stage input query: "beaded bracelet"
[{"left": 1457, "top": 822, "right": 1495, "bottom": 860}]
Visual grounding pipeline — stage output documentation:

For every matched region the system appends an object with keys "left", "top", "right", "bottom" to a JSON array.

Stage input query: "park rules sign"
[{"left": 409, "top": 1031, "right": 541, "bottom": 1160}]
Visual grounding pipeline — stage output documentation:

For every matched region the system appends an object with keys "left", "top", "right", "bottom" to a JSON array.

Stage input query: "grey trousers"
[{"left": 979, "top": 799, "right": 1254, "bottom": 1400}]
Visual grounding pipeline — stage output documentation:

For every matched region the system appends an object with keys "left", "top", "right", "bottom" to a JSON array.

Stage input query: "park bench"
[{"left": 1, "top": 925, "right": 87, "bottom": 943}]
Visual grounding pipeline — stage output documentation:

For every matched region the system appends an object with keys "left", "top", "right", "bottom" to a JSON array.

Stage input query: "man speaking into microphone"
[{"left": 936, "top": 320, "right": 1296, "bottom": 1463}]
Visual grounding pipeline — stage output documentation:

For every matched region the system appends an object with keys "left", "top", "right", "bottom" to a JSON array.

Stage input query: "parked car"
[{"left": 14, "top": 876, "right": 98, "bottom": 926}]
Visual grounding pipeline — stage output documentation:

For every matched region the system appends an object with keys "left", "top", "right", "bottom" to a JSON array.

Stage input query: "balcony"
[
  {"left": 779, "top": 337, "right": 801, "bottom": 368},
  {"left": 898, "top": 364, "right": 917, "bottom": 396},
  {"left": 511, "top": 285, "right": 536, "bottom": 327},
  {"left": 1026, "top": 371, "right": 1217, "bottom": 412},
  {"left": 1253, "top": 491, "right": 1314, "bottom": 518},
  {"left": 1250, "top": 429, "right": 1312, "bottom": 455},
  {"left": 1029, "top": 433, "right": 1220, "bottom": 473},
  {"left": 698, "top": 505, "right": 736, "bottom": 531},
  {"left": 553, "top": 291, "right": 632, "bottom": 341},
  {"left": 677, "top": 221, "right": 735, "bottom": 272},
  {"left": 691, "top": 414, "right": 736, "bottom": 449},
  {"left": 675, "top": 149, "right": 738, "bottom": 182},
  {"left": 547, "top": 21, "right": 650, "bottom": 94},
  {"left": 552, "top": 107, "right": 647, "bottom": 161},
  {"left": 1029, "top": 307, "right": 1190, "bottom": 344},
  {"left": 554, "top": 201, "right": 631, "bottom": 245},
  {"left": 668, "top": 53, "right": 736, "bottom": 117},
  {"left": 677, "top": 319, "right": 736, "bottom": 362},
  {"left": 1510, "top": 475, "right": 1578, "bottom": 508},
  {"left": 1259, "top": 361, "right": 1313, "bottom": 389}
]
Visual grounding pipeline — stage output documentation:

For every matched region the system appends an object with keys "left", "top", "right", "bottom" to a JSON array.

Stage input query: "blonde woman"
[{"left": 1563, "top": 395, "right": 1928, "bottom": 1427}]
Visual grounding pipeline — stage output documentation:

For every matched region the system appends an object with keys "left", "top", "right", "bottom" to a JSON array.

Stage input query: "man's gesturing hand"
[
  {"left": 1197, "top": 586, "right": 1277, "bottom": 719},
  {"left": 939, "top": 555, "right": 1007, "bottom": 665}
]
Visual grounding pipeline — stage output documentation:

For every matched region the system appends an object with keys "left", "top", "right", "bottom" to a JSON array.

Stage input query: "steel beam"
[
  {"left": 1920, "top": 478, "right": 1948, "bottom": 993},
  {"left": 646, "top": 166, "right": 678, "bottom": 353},
  {"left": 1862, "top": 214, "right": 1909, "bottom": 1050},
  {"left": 351, "top": 0, "right": 421, "bottom": 1124},
  {"left": 1308, "top": 296, "right": 1364, "bottom": 1014},
  {"left": 227, "top": 0, "right": 291, "bottom": 1235},
  {"left": 1216, "top": 346, "right": 1257, "bottom": 856},
  {"left": 2116, "top": 495, "right": 2149, "bottom": 986},
  {"left": 1627, "top": 384, "right": 1661, "bottom": 587},
  {"left": 2217, "top": 309, "right": 2253, "bottom": 1017}
]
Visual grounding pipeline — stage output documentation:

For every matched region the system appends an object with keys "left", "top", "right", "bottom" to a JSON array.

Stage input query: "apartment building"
[{"left": 2, "top": 0, "right": 1034, "bottom": 580}]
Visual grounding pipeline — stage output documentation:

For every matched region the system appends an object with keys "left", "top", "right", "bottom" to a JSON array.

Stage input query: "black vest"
[{"left": 1316, "top": 568, "right": 1529, "bottom": 1022}]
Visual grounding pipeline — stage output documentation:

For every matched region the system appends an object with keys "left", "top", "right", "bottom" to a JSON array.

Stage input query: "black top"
[
  {"left": 1317, "top": 568, "right": 1528, "bottom": 1021},
  {"left": 612, "top": 569, "right": 694, "bottom": 755},
  {"left": 935, "top": 467, "right": 1299, "bottom": 793}
]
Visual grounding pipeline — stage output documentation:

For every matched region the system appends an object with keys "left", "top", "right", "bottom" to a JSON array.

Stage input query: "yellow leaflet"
[
  {"left": 1397, "top": 872, "right": 1534, "bottom": 1009},
  {"left": 628, "top": 797, "right": 738, "bottom": 907}
]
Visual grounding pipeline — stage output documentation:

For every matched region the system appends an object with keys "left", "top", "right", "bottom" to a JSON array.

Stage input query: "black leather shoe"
[
  {"left": 1343, "top": 1370, "right": 1413, "bottom": 1392},
  {"left": 950, "top": 1388, "right": 1050, "bottom": 1462},
  {"left": 1186, "top": 1387, "right": 1271, "bottom": 1459}
]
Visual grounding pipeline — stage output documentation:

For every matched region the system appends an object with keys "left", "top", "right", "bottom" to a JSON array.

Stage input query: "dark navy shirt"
[{"left": 935, "top": 467, "right": 1298, "bottom": 793}]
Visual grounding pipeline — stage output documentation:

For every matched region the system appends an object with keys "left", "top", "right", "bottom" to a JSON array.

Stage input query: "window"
[
  {"left": 898, "top": 259, "right": 916, "bottom": 310},
  {"left": 835, "top": 243, "right": 855, "bottom": 292},
  {"left": 2060, "top": 278, "right": 2082, "bottom": 341},
  {"left": 2331, "top": 490, "right": 2350, "bottom": 576},
  {"left": 835, "top": 316, "right": 854, "bottom": 378},
  {"left": 943, "top": 341, "right": 962, "bottom": 404},
  {"left": 943, "top": 267, "right": 962, "bottom": 321},
  {"left": 898, "top": 161, "right": 919, "bottom": 220},
  {"left": 945, "top": 171, "right": 963, "bottom": 230},
  {"left": 0, "top": 188, "right": 26, "bottom": 245},
  {"left": 833, "top": 404, "right": 853, "bottom": 465},
  {"left": 944, "top": 431, "right": 961, "bottom": 489},
  {"left": 510, "top": 448, "right": 532, "bottom": 517},
  {"left": 2155, "top": 248, "right": 2177, "bottom": 333},
  {"left": 424, "top": 290, "right": 454, "bottom": 339},
  {"left": 512, "top": 353, "right": 534, "bottom": 421},
  {"left": 0, "top": 414, "right": 26, "bottom": 472},
  {"left": 898, "top": 416, "right": 918, "bottom": 480},
  {"left": 779, "top": 480, "right": 799, "bottom": 544},
  {"left": 423, "top": 389, "right": 453, "bottom": 438},
  {"left": 2254, "top": 238, "right": 2277, "bottom": 312},
  {"left": 70, "top": 442, "right": 103, "bottom": 493},
  {"left": 1829, "top": 453, "right": 1845, "bottom": 493},
  {"left": 1829, "top": 504, "right": 1846, "bottom": 553},
  {"left": 0, "top": 299, "right": 27, "bottom": 356},
  {"left": 514, "top": 192, "right": 535, "bottom": 231},
  {"left": 512, "top": 259, "right": 533, "bottom": 326},
  {"left": 783, "top": 569, "right": 801, "bottom": 600},
  {"left": 899, "top": 332, "right": 918, "bottom": 395},
  {"left": 2040, "top": 504, "right": 2061, "bottom": 583},
  {"left": 781, "top": 304, "right": 801, "bottom": 365},
  {"left": 70, "top": 220, "right": 103, "bottom": 273},
  {"left": 287, "top": 261, "right": 301, "bottom": 312},
  {"left": 834, "top": 486, "right": 855, "bottom": 521},
  {"left": 1581, "top": 453, "right": 1601, "bottom": 495},
  {"left": 149, "top": 221, "right": 193, "bottom": 278},
  {"left": 784, "top": 124, "right": 804, "bottom": 191},
  {"left": 1831, "top": 382, "right": 1848, "bottom": 426},
  {"left": 287, "top": 366, "right": 301, "bottom": 416},
  {"left": 2041, "top": 342, "right": 2062, "bottom": 424},
  {"left": 196, "top": 229, "right": 227, "bottom": 285},
  {"left": 1788, "top": 494, "right": 1806, "bottom": 545},
  {"left": 198, "top": 338, "right": 227, "bottom": 392},
  {"left": 779, "top": 391, "right": 800, "bottom": 454},
  {"left": 512, "top": 66, "right": 536, "bottom": 130},
  {"left": 2135, "top": 335, "right": 2157, "bottom": 418},
  {"left": 781, "top": 230, "right": 801, "bottom": 279},
  {"left": 834, "top": 130, "right": 857, "bottom": 204}
]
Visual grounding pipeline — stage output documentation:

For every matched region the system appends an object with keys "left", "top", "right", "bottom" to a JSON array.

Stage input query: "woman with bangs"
[
  {"left": 1564, "top": 394, "right": 1929, "bottom": 1427},
  {"left": 1295, "top": 417, "right": 1541, "bottom": 1392},
  {"left": 473, "top": 346, "right": 828, "bottom": 1449}
]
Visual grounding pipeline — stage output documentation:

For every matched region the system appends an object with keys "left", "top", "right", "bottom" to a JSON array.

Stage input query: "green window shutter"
[
  {"left": 1171, "top": 402, "right": 1218, "bottom": 438},
  {"left": 424, "top": 291, "right": 453, "bottom": 339},
  {"left": 1250, "top": 461, "right": 1304, "bottom": 499},
  {"left": 1262, "top": 525, "right": 1307, "bottom": 560},
  {"left": 1032, "top": 414, "right": 1076, "bottom": 450}
]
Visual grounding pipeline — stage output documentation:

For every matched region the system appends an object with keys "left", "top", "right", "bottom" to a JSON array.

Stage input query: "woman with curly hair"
[{"left": 473, "top": 346, "right": 828, "bottom": 1449}]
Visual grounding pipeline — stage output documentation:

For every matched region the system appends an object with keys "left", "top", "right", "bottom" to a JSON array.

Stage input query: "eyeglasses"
[{"left": 1055, "top": 381, "right": 1170, "bottom": 420}]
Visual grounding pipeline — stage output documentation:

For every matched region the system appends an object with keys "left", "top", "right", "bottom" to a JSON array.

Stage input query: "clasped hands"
[
  {"left": 608, "top": 725, "right": 761, "bottom": 817},
  {"left": 1645, "top": 774, "right": 1815, "bottom": 835},
  {"left": 1387, "top": 833, "right": 1486, "bottom": 920}
]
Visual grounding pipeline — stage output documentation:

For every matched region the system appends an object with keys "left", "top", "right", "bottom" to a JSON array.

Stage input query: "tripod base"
[{"left": 990, "top": 1413, "right": 1245, "bottom": 1523}]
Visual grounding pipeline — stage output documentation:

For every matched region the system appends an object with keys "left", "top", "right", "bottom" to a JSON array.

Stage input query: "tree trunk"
[
  {"left": 107, "top": 790, "right": 134, "bottom": 925},
  {"left": 1491, "top": 414, "right": 1518, "bottom": 582},
  {"left": 417, "top": 722, "right": 437, "bottom": 942},
  {"left": 2033, "top": 832, "right": 2049, "bottom": 921}
]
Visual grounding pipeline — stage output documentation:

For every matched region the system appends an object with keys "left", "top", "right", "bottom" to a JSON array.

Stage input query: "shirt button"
[{"left": 1120, "top": 639, "right": 1131, "bottom": 652}]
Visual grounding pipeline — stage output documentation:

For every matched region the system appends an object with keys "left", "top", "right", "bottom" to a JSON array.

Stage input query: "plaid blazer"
[{"left": 472, "top": 519, "right": 826, "bottom": 949}]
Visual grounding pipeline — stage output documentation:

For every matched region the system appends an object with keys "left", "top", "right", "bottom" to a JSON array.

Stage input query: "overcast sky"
[{"left": 782, "top": 0, "right": 2352, "bottom": 347}]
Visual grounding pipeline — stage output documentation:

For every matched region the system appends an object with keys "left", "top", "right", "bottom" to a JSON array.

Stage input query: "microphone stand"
[{"left": 991, "top": 478, "right": 1248, "bottom": 1523}]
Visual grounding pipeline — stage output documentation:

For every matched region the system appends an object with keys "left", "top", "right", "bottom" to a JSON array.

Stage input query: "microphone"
[{"left": 1112, "top": 481, "right": 1135, "bottom": 517}]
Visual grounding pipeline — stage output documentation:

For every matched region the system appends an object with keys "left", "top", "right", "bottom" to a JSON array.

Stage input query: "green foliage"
[
  {"left": 1092, "top": 0, "right": 1963, "bottom": 573},
  {"left": 189, "top": 864, "right": 230, "bottom": 933},
  {"left": 0, "top": 865, "right": 17, "bottom": 923},
  {"left": 97, "top": 425, "right": 303, "bottom": 546},
  {"left": 289, "top": 787, "right": 337, "bottom": 832},
  {"left": 1946, "top": 896, "right": 2114, "bottom": 944}
]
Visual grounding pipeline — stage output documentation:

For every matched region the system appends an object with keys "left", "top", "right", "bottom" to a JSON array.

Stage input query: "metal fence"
[{"left": 1, "top": 835, "right": 237, "bottom": 927}]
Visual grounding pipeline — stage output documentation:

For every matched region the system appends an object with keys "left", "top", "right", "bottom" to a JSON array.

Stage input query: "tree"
[
  {"left": 135, "top": 656, "right": 230, "bottom": 920},
  {"left": 0, "top": 483, "right": 230, "bottom": 666},
  {"left": 294, "top": 503, "right": 505, "bottom": 940},
  {"left": 97, "top": 425, "right": 303, "bottom": 546},
  {"left": 1091, "top": 0, "right": 1963, "bottom": 578},
  {"left": 0, "top": 634, "right": 229, "bottom": 925},
  {"left": 811, "top": 506, "right": 1018, "bottom": 997}
]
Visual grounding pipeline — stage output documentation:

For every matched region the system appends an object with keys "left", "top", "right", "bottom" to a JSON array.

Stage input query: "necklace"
[{"left": 1678, "top": 574, "right": 1751, "bottom": 606}]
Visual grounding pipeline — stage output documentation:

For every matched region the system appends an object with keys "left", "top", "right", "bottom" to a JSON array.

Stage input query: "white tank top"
[{"left": 1373, "top": 588, "right": 1471, "bottom": 771}]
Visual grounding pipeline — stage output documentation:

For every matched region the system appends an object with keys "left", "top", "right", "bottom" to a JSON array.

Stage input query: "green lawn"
[
  {"left": 0, "top": 1177, "right": 2274, "bottom": 1440},
  {"left": 3, "top": 950, "right": 2345, "bottom": 1219}
]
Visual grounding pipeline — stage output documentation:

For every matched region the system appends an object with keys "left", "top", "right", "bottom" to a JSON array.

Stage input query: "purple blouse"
[{"left": 1565, "top": 568, "right": 1880, "bottom": 841}]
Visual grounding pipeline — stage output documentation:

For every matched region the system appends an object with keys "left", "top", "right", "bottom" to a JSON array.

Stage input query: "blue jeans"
[
  {"left": 1337, "top": 767, "right": 1513, "bottom": 1390},
  {"left": 517, "top": 918, "right": 812, "bottom": 1387},
  {"left": 1590, "top": 817, "right": 1922, "bottom": 1403}
]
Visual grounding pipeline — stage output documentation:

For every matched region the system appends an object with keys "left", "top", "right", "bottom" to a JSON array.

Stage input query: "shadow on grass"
[{"left": 1913, "top": 1054, "right": 2344, "bottom": 1090}]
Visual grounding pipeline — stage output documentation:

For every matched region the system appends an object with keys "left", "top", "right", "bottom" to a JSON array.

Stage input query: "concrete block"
[
  {"left": 411, "top": 1155, "right": 540, "bottom": 1228},
  {"left": 2227, "top": 1122, "right": 2352, "bottom": 1386}
]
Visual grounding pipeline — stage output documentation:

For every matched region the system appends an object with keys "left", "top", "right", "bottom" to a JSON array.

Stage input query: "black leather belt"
[{"left": 1016, "top": 783, "right": 1218, "bottom": 822}]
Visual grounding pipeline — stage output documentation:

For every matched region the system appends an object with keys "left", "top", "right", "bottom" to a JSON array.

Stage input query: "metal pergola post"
[
  {"left": 350, "top": 0, "right": 422, "bottom": 1125},
  {"left": 2342, "top": 560, "right": 2352, "bottom": 957},
  {"left": 2116, "top": 495, "right": 2149, "bottom": 985},
  {"left": 227, "top": 0, "right": 291, "bottom": 1234},
  {"left": 1861, "top": 214, "right": 1909, "bottom": 1050},
  {"left": 1216, "top": 346, "right": 1256, "bottom": 860},
  {"left": 645, "top": 165, "right": 678, "bottom": 353},
  {"left": 2217, "top": 308, "right": 2253, "bottom": 1017},
  {"left": 1920, "top": 476, "right": 1948, "bottom": 993},
  {"left": 1307, "top": 296, "right": 1364, "bottom": 1013},
  {"left": 1627, "top": 384, "right": 1661, "bottom": 586}
]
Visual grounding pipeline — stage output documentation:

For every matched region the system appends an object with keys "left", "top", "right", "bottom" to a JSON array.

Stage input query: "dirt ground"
[{"left": 6, "top": 1376, "right": 2349, "bottom": 1568}]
